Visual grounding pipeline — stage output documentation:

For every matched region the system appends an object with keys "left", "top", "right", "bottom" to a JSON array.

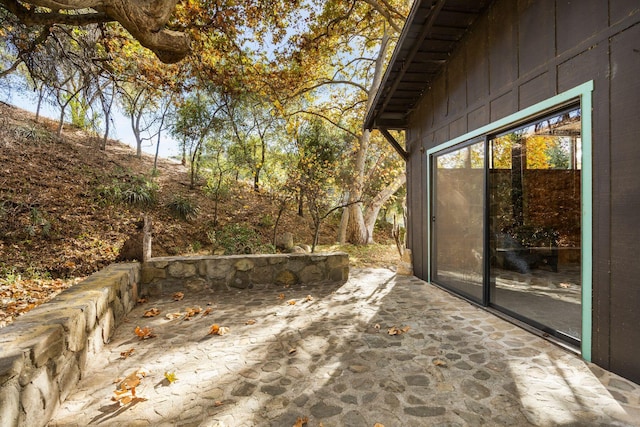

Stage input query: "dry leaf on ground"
[
  {"left": 288, "top": 348, "right": 297, "bottom": 355},
  {"left": 374, "top": 424, "right": 385, "bottom": 427},
  {"left": 173, "top": 292, "right": 184, "bottom": 301},
  {"left": 165, "top": 312, "right": 182, "bottom": 320},
  {"left": 293, "top": 416, "right": 308, "bottom": 427},
  {"left": 164, "top": 371, "right": 178, "bottom": 383},
  {"left": 184, "top": 306, "right": 202, "bottom": 320},
  {"left": 202, "top": 307, "right": 212, "bottom": 316},
  {"left": 245, "top": 319, "right": 257, "bottom": 325},
  {"left": 433, "top": 359, "right": 448, "bottom": 367},
  {"left": 120, "top": 348, "right": 135, "bottom": 359},
  {"left": 137, "top": 297, "right": 148, "bottom": 304},
  {"left": 209, "top": 324, "right": 230, "bottom": 336},
  {"left": 305, "top": 295, "right": 313, "bottom": 302},
  {"left": 387, "top": 325, "right": 411, "bottom": 335},
  {"left": 112, "top": 368, "right": 149, "bottom": 405},
  {"left": 143, "top": 308, "right": 160, "bottom": 317},
  {"left": 134, "top": 326, "right": 156, "bottom": 339},
  {"left": 287, "top": 300, "right": 297, "bottom": 305},
  {"left": 278, "top": 293, "right": 285, "bottom": 300}
]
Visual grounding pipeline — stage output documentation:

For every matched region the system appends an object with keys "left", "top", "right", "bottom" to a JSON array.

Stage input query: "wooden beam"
[{"left": 379, "top": 128, "right": 408, "bottom": 161}]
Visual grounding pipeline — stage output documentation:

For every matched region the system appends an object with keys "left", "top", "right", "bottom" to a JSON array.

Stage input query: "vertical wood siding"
[{"left": 404, "top": 0, "right": 640, "bottom": 382}]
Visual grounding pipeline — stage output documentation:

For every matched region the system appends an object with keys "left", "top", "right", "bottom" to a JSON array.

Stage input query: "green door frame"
[{"left": 426, "top": 81, "right": 594, "bottom": 360}]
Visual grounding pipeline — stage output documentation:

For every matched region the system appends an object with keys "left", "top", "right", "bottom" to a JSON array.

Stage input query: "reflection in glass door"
[
  {"left": 430, "top": 106, "right": 582, "bottom": 347},
  {"left": 488, "top": 108, "right": 582, "bottom": 344},
  {"left": 432, "top": 141, "right": 485, "bottom": 302}
]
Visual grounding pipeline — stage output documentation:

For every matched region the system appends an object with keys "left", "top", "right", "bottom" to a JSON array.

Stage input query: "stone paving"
[{"left": 49, "top": 268, "right": 640, "bottom": 427}]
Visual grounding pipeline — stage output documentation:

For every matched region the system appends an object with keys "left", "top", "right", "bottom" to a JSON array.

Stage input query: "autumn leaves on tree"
[{"left": 0, "top": 0, "right": 410, "bottom": 245}]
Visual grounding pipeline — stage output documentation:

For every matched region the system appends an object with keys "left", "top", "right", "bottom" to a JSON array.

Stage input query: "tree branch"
[
  {"left": 361, "top": 0, "right": 404, "bottom": 33},
  {"left": 1, "top": 0, "right": 191, "bottom": 63},
  {"left": 0, "top": 0, "right": 111, "bottom": 25},
  {"left": 291, "top": 109, "right": 361, "bottom": 139}
]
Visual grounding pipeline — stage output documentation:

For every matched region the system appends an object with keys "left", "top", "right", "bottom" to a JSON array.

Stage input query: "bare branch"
[
  {"left": 360, "top": 0, "right": 404, "bottom": 33},
  {"left": 290, "top": 109, "right": 361, "bottom": 139}
]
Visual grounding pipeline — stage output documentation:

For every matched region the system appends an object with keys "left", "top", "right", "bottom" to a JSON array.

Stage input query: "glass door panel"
[
  {"left": 488, "top": 108, "right": 582, "bottom": 343},
  {"left": 432, "top": 141, "right": 485, "bottom": 302}
]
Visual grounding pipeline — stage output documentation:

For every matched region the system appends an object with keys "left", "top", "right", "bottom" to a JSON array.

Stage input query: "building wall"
[{"left": 405, "top": 0, "right": 640, "bottom": 383}]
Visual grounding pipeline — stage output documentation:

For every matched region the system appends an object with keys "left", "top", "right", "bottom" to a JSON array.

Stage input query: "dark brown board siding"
[
  {"left": 609, "top": 22, "right": 640, "bottom": 383},
  {"left": 402, "top": 0, "right": 640, "bottom": 383}
]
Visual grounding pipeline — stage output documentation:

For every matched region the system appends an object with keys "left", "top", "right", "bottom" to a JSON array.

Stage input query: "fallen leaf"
[
  {"left": 305, "top": 295, "right": 313, "bottom": 302},
  {"left": 293, "top": 416, "right": 309, "bottom": 427},
  {"left": 137, "top": 297, "right": 148, "bottom": 304},
  {"left": 374, "top": 323, "right": 381, "bottom": 330},
  {"left": 374, "top": 424, "right": 385, "bottom": 427},
  {"left": 387, "top": 325, "right": 411, "bottom": 336},
  {"left": 120, "top": 348, "right": 135, "bottom": 359},
  {"left": 143, "top": 308, "right": 160, "bottom": 317},
  {"left": 433, "top": 359, "right": 448, "bottom": 367},
  {"left": 245, "top": 319, "right": 257, "bottom": 325},
  {"left": 173, "top": 292, "right": 184, "bottom": 301},
  {"left": 209, "top": 324, "right": 230, "bottom": 336},
  {"left": 287, "top": 300, "right": 297, "bottom": 305},
  {"left": 202, "top": 307, "right": 213, "bottom": 316},
  {"left": 113, "top": 368, "right": 149, "bottom": 405},
  {"left": 559, "top": 282, "right": 571, "bottom": 289},
  {"left": 165, "top": 312, "right": 182, "bottom": 320},
  {"left": 184, "top": 306, "right": 202, "bottom": 320},
  {"left": 164, "top": 371, "right": 178, "bottom": 383},
  {"left": 278, "top": 293, "right": 285, "bottom": 300},
  {"left": 134, "top": 326, "right": 156, "bottom": 339},
  {"left": 288, "top": 348, "right": 297, "bottom": 355},
  {"left": 214, "top": 400, "right": 225, "bottom": 407}
]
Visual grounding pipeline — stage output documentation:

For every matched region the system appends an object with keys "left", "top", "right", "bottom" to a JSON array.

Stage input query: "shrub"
[
  {"left": 121, "top": 176, "right": 158, "bottom": 207},
  {"left": 208, "top": 223, "right": 273, "bottom": 255},
  {"left": 166, "top": 195, "right": 199, "bottom": 221},
  {"left": 95, "top": 175, "right": 158, "bottom": 208}
]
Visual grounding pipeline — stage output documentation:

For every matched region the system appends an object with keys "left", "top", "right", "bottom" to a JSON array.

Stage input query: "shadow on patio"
[{"left": 49, "top": 269, "right": 640, "bottom": 426}]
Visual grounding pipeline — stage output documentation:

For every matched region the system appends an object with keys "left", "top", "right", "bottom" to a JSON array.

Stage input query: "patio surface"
[{"left": 49, "top": 268, "right": 640, "bottom": 426}]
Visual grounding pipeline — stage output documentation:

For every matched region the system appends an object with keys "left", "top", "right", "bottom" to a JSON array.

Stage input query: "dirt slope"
[{"left": 0, "top": 101, "right": 397, "bottom": 327}]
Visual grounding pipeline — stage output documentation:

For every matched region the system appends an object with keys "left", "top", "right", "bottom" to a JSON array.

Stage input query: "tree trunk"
[
  {"left": 344, "top": 29, "right": 390, "bottom": 245},
  {"left": 338, "top": 199, "right": 349, "bottom": 244},
  {"left": 363, "top": 173, "right": 406, "bottom": 244}
]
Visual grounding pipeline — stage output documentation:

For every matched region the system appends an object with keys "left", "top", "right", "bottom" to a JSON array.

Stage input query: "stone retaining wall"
[
  {"left": 0, "top": 263, "right": 140, "bottom": 427},
  {"left": 141, "top": 252, "right": 349, "bottom": 295},
  {"left": 0, "top": 252, "right": 348, "bottom": 427}
]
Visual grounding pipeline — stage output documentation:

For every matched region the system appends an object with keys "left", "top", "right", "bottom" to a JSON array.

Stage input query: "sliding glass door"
[
  {"left": 431, "top": 107, "right": 582, "bottom": 345},
  {"left": 488, "top": 108, "right": 582, "bottom": 344},
  {"left": 431, "top": 140, "right": 485, "bottom": 302}
]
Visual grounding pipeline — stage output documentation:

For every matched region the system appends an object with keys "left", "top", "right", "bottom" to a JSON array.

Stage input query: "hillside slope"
[{"left": 0, "top": 102, "right": 398, "bottom": 327}]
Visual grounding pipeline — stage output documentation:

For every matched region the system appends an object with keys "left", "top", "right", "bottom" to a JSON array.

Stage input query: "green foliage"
[
  {"left": 546, "top": 141, "right": 571, "bottom": 169},
  {"left": 190, "top": 241, "right": 202, "bottom": 252},
  {"left": 207, "top": 223, "right": 273, "bottom": 255},
  {"left": 25, "top": 207, "right": 52, "bottom": 238},
  {"left": 166, "top": 195, "right": 199, "bottom": 221},
  {"left": 12, "top": 124, "right": 52, "bottom": 143},
  {"left": 0, "top": 264, "right": 51, "bottom": 284},
  {"left": 95, "top": 174, "right": 158, "bottom": 208},
  {"left": 258, "top": 214, "right": 274, "bottom": 228},
  {"left": 0, "top": 266, "right": 21, "bottom": 285}
]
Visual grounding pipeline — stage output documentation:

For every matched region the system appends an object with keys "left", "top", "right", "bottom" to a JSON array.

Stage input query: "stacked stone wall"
[
  {"left": 141, "top": 252, "right": 349, "bottom": 295},
  {"left": 0, "top": 252, "right": 348, "bottom": 427},
  {"left": 0, "top": 263, "right": 140, "bottom": 427}
]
